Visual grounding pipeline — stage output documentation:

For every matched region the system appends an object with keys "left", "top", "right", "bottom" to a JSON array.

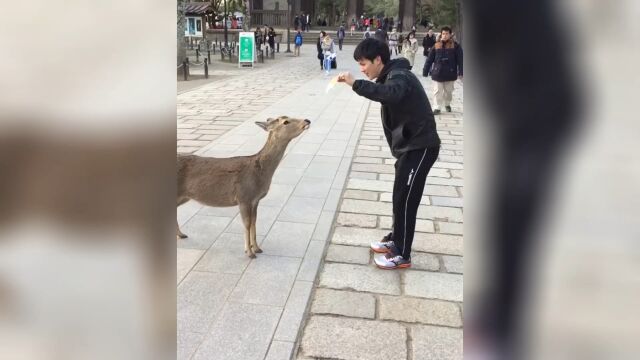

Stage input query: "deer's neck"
[{"left": 256, "top": 133, "right": 290, "bottom": 176}]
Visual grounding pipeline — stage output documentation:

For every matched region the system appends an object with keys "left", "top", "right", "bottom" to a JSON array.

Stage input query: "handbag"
[{"left": 331, "top": 58, "right": 337, "bottom": 69}]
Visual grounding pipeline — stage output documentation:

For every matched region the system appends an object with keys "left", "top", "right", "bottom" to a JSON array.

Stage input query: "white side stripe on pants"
[{"left": 402, "top": 148, "right": 430, "bottom": 256}]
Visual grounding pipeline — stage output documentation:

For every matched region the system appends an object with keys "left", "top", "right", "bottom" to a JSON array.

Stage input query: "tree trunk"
[{"left": 177, "top": 0, "right": 186, "bottom": 71}]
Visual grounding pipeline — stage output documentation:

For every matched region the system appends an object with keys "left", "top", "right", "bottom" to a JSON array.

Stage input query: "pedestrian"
[
  {"left": 294, "top": 15, "right": 300, "bottom": 31},
  {"left": 397, "top": 33, "right": 404, "bottom": 53},
  {"left": 424, "top": 26, "right": 463, "bottom": 114},
  {"left": 336, "top": 38, "right": 441, "bottom": 269},
  {"left": 421, "top": 29, "right": 437, "bottom": 76},
  {"left": 401, "top": 31, "right": 418, "bottom": 69},
  {"left": 321, "top": 33, "right": 336, "bottom": 75},
  {"left": 350, "top": 19, "right": 356, "bottom": 35},
  {"left": 388, "top": 28, "right": 399, "bottom": 55},
  {"left": 374, "top": 27, "right": 388, "bottom": 45},
  {"left": 267, "top": 26, "right": 276, "bottom": 54},
  {"left": 363, "top": 30, "right": 371, "bottom": 40},
  {"left": 306, "top": 13, "right": 310, "bottom": 31},
  {"left": 316, "top": 31, "right": 326, "bottom": 70},
  {"left": 301, "top": 13, "right": 307, "bottom": 32},
  {"left": 294, "top": 30, "right": 303, "bottom": 56},
  {"left": 337, "top": 24, "right": 346, "bottom": 50}
]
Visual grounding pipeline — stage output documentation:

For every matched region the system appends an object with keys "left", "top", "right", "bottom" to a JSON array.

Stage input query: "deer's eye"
[{"left": 283, "top": 120, "right": 289, "bottom": 125}]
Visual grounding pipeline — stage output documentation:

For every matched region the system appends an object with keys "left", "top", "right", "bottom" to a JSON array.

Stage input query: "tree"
[{"left": 177, "top": 0, "right": 186, "bottom": 67}]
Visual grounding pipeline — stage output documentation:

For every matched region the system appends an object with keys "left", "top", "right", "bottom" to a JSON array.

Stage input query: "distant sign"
[{"left": 238, "top": 32, "right": 255, "bottom": 68}]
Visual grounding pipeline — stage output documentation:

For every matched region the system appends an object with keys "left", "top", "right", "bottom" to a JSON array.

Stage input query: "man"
[
  {"left": 374, "top": 27, "right": 388, "bottom": 45},
  {"left": 421, "top": 29, "right": 437, "bottom": 76},
  {"left": 337, "top": 39, "right": 441, "bottom": 269},
  {"left": 424, "top": 26, "right": 463, "bottom": 114},
  {"left": 337, "top": 24, "right": 346, "bottom": 50},
  {"left": 300, "top": 13, "right": 307, "bottom": 32}
]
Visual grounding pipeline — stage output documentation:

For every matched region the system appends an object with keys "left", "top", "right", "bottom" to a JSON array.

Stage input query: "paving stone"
[
  {"left": 229, "top": 255, "right": 301, "bottom": 306},
  {"left": 341, "top": 198, "right": 392, "bottom": 216},
  {"left": 278, "top": 196, "right": 324, "bottom": 224},
  {"left": 292, "top": 176, "right": 333, "bottom": 199},
  {"left": 193, "top": 232, "right": 255, "bottom": 274},
  {"left": 326, "top": 244, "right": 370, "bottom": 264},
  {"left": 331, "top": 226, "right": 389, "bottom": 247},
  {"left": 274, "top": 281, "right": 314, "bottom": 342},
  {"left": 337, "top": 212, "right": 378, "bottom": 228},
  {"left": 177, "top": 271, "right": 240, "bottom": 333},
  {"left": 260, "top": 183, "right": 295, "bottom": 207},
  {"left": 379, "top": 296, "right": 462, "bottom": 327},
  {"left": 264, "top": 341, "right": 295, "bottom": 360},
  {"left": 438, "top": 221, "right": 464, "bottom": 235},
  {"left": 261, "top": 221, "right": 315, "bottom": 258},
  {"left": 350, "top": 171, "right": 378, "bottom": 180},
  {"left": 442, "top": 255, "right": 463, "bottom": 274},
  {"left": 353, "top": 156, "right": 383, "bottom": 164},
  {"left": 451, "top": 169, "right": 463, "bottom": 178},
  {"left": 311, "top": 288, "right": 375, "bottom": 319},
  {"left": 177, "top": 248, "right": 204, "bottom": 284},
  {"left": 193, "top": 302, "right": 282, "bottom": 360},
  {"left": 410, "top": 252, "right": 441, "bottom": 271},
  {"left": 296, "top": 240, "right": 327, "bottom": 281},
  {"left": 411, "top": 232, "right": 463, "bottom": 256},
  {"left": 319, "top": 263, "right": 400, "bottom": 295},
  {"left": 430, "top": 196, "right": 464, "bottom": 208},
  {"left": 378, "top": 216, "right": 435, "bottom": 234},
  {"left": 311, "top": 210, "right": 335, "bottom": 241},
  {"left": 404, "top": 271, "right": 463, "bottom": 302},
  {"left": 178, "top": 215, "right": 234, "bottom": 250},
  {"left": 300, "top": 315, "right": 406, "bottom": 360},
  {"left": 178, "top": 330, "right": 205, "bottom": 360},
  {"left": 343, "top": 189, "right": 379, "bottom": 201},
  {"left": 226, "top": 205, "right": 281, "bottom": 236},
  {"left": 412, "top": 325, "right": 463, "bottom": 360},
  {"left": 417, "top": 205, "right": 464, "bottom": 223}
]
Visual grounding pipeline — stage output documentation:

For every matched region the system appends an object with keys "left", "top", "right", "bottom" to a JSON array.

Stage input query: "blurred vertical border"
[{"left": 0, "top": 1, "right": 176, "bottom": 359}]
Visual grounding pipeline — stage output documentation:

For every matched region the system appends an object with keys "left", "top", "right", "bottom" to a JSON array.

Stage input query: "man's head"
[
  {"left": 353, "top": 38, "right": 390, "bottom": 80},
  {"left": 440, "top": 26, "right": 452, "bottom": 42},
  {"left": 320, "top": 31, "right": 326, "bottom": 38},
  {"left": 427, "top": 28, "right": 433, "bottom": 35}
]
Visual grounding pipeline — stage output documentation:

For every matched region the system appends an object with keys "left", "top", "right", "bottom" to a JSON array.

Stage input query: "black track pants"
[{"left": 391, "top": 146, "right": 440, "bottom": 259}]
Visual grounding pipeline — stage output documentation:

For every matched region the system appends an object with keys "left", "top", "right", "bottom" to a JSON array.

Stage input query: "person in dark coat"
[
  {"left": 316, "top": 31, "right": 326, "bottom": 70},
  {"left": 267, "top": 27, "right": 276, "bottom": 54},
  {"left": 336, "top": 38, "right": 441, "bottom": 270},
  {"left": 424, "top": 26, "right": 463, "bottom": 114},
  {"left": 422, "top": 29, "right": 437, "bottom": 57}
]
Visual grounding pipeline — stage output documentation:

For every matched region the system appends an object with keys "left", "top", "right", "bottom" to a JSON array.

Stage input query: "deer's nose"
[{"left": 304, "top": 119, "right": 311, "bottom": 125}]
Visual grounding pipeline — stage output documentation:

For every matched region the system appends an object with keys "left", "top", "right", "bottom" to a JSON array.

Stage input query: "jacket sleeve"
[
  {"left": 351, "top": 72, "right": 409, "bottom": 104},
  {"left": 456, "top": 44, "right": 463, "bottom": 76},
  {"left": 425, "top": 48, "right": 436, "bottom": 75}
]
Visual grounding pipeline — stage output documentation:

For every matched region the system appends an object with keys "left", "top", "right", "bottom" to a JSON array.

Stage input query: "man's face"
[
  {"left": 428, "top": 30, "right": 433, "bottom": 35},
  {"left": 441, "top": 30, "right": 451, "bottom": 41},
  {"left": 358, "top": 57, "right": 384, "bottom": 80}
]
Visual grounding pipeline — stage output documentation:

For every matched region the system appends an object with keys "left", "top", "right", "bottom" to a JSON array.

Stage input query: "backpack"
[
  {"left": 364, "top": 32, "right": 371, "bottom": 38},
  {"left": 295, "top": 35, "right": 302, "bottom": 46}
]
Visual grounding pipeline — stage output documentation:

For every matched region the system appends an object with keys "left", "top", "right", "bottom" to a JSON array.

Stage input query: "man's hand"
[{"left": 337, "top": 72, "right": 356, "bottom": 86}]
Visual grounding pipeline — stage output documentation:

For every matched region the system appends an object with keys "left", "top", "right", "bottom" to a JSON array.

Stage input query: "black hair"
[
  {"left": 353, "top": 38, "right": 391, "bottom": 64},
  {"left": 441, "top": 26, "right": 452, "bottom": 34},
  {"left": 320, "top": 31, "right": 326, "bottom": 36}
]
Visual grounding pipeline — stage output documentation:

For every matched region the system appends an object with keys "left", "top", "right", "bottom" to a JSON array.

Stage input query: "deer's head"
[{"left": 255, "top": 116, "right": 311, "bottom": 141}]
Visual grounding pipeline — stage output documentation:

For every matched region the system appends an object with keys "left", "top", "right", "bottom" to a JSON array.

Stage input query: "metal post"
[
  {"left": 286, "top": 0, "right": 292, "bottom": 53},
  {"left": 208, "top": 50, "right": 211, "bottom": 63},
  {"left": 196, "top": 48, "right": 200, "bottom": 62},
  {"left": 182, "top": 58, "right": 188, "bottom": 81},
  {"left": 204, "top": 59, "right": 209, "bottom": 79}
]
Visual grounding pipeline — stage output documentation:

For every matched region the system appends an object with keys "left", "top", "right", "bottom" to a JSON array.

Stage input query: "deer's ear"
[{"left": 255, "top": 121, "right": 269, "bottom": 131}]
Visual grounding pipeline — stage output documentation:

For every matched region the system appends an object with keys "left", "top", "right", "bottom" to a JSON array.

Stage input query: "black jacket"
[
  {"left": 422, "top": 34, "right": 436, "bottom": 56},
  {"left": 425, "top": 39, "right": 463, "bottom": 82},
  {"left": 352, "top": 58, "right": 440, "bottom": 158}
]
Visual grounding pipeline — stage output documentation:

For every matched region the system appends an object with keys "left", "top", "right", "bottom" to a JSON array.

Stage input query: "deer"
[{"left": 176, "top": 116, "right": 311, "bottom": 258}]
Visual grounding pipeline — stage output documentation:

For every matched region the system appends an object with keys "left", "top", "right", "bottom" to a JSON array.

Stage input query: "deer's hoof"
[
  {"left": 248, "top": 253, "right": 257, "bottom": 259},
  {"left": 254, "top": 247, "right": 263, "bottom": 253}
]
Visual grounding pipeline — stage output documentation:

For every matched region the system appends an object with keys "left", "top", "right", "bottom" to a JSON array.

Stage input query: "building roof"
[{"left": 184, "top": 2, "right": 213, "bottom": 15}]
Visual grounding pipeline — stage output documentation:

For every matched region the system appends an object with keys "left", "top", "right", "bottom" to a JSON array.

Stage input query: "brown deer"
[{"left": 177, "top": 116, "right": 311, "bottom": 258}]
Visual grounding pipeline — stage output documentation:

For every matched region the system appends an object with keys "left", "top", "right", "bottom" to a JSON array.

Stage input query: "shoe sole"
[{"left": 376, "top": 263, "right": 411, "bottom": 270}]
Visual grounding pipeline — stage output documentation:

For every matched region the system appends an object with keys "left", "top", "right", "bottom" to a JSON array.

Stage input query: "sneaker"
[
  {"left": 446, "top": 106, "right": 452, "bottom": 112},
  {"left": 370, "top": 233, "right": 395, "bottom": 253},
  {"left": 433, "top": 109, "right": 441, "bottom": 115},
  {"left": 374, "top": 252, "right": 411, "bottom": 269}
]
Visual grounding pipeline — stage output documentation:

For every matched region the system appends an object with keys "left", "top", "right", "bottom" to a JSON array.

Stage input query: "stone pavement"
[{"left": 177, "top": 45, "right": 463, "bottom": 360}]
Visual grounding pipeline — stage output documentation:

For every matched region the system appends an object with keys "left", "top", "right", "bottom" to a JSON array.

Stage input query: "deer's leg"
[
  {"left": 176, "top": 197, "right": 189, "bottom": 239},
  {"left": 250, "top": 203, "right": 262, "bottom": 253},
  {"left": 239, "top": 203, "right": 255, "bottom": 258}
]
